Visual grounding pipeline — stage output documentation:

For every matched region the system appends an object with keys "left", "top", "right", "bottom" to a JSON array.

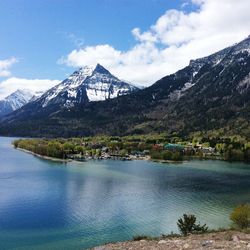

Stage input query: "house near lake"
[{"left": 164, "top": 143, "right": 184, "bottom": 152}]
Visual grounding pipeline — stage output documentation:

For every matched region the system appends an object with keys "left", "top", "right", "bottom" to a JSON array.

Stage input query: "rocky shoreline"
[{"left": 91, "top": 231, "right": 250, "bottom": 250}]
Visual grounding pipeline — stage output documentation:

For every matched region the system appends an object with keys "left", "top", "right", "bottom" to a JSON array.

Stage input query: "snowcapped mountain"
[
  {"left": 83, "top": 64, "right": 138, "bottom": 102},
  {"left": 166, "top": 35, "right": 250, "bottom": 102},
  {"left": 189, "top": 34, "right": 250, "bottom": 74},
  {"left": 38, "top": 66, "right": 94, "bottom": 107},
  {"left": 2, "top": 35, "right": 250, "bottom": 137},
  {"left": 29, "top": 91, "right": 46, "bottom": 102},
  {"left": 0, "top": 89, "right": 36, "bottom": 117},
  {"left": 36, "top": 64, "right": 139, "bottom": 108}
]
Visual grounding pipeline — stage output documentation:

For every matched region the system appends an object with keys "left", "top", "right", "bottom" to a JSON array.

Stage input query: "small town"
[
  {"left": 13, "top": 134, "right": 249, "bottom": 162},
  {"left": 67, "top": 142, "right": 217, "bottom": 162}
]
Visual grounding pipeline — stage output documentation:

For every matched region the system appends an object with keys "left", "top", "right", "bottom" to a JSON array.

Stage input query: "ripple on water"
[{"left": 0, "top": 137, "right": 250, "bottom": 250}]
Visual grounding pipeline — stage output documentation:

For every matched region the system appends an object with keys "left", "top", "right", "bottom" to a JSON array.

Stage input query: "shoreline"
[
  {"left": 91, "top": 230, "right": 250, "bottom": 250},
  {"left": 16, "top": 147, "right": 70, "bottom": 163},
  {"left": 15, "top": 147, "right": 152, "bottom": 163},
  {"left": 15, "top": 146, "right": 249, "bottom": 165},
  {"left": 151, "top": 159, "right": 186, "bottom": 164}
]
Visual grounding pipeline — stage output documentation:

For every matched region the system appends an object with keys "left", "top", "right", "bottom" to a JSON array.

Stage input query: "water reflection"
[{"left": 0, "top": 137, "right": 249, "bottom": 250}]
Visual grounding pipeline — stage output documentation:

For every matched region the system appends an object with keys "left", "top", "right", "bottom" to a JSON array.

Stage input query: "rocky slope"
[{"left": 91, "top": 231, "right": 250, "bottom": 250}]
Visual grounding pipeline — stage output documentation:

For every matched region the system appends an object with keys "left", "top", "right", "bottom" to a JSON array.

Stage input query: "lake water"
[{"left": 0, "top": 137, "right": 250, "bottom": 249}]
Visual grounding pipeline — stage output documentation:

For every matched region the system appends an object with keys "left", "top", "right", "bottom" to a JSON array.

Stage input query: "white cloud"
[
  {"left": 0, "top": 77, "right": 60, "bottom": 99},
  {"left": 132, "top": 28, "right": 157, "bottom": 43},
  {"left": 59, "top": 0, "right": 250, "bottom": 86},
  {"left": 0, "top": 57, "right": 18, "bottom": 77},
  {"left": 0, "top": 57, "right": 60, "bottom": 99},
  {"left": 59, "top": 44, "right": 122, "bottom": 68}
]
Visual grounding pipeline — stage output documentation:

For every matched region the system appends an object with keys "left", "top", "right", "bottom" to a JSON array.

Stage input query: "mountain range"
[
  {"left": 0, "top": 89, "right": 42, "bottom": 117},
  {"left": 0, "top": 36, "right": 250, "bottom": 138}
]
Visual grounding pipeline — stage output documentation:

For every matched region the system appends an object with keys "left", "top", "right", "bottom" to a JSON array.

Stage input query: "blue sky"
[
  {"left": 0, "top": 0, "right": 185, "bottom": 79},
  {"left": 0, "top": 0, "right": 249, "bottom": 98}
]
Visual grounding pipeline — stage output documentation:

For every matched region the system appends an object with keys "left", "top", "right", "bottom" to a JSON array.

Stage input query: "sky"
[{"left": 0, "top": 0, "right": 250, "bottom": 99}]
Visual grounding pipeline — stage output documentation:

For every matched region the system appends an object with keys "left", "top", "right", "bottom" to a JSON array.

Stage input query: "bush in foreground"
[
  {"left": 230, "top": 204, "right": 250, "bottom": 229},
  {"left": 133, "top": 235, "right": 153, "bottom": 241},
  {"left": 177, "top": 214, "right": 208, "bottom": 236}
]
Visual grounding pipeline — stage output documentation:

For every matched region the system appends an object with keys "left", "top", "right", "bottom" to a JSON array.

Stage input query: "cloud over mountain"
[
  {"left": 0, "top": 57, "right": 18, "bottom": 77},
  {"left": 59, "top": 0, "right": 250, "bottom": 86},
  {"left": 0, "top": 77, "right": 60, "bottom": 100}
]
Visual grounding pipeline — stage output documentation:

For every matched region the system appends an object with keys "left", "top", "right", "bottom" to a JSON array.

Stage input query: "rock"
[
  {"left": 232, "top": 235, "right": 240, "bottom": 242},
  {"left": 93, "top": 247, "right": 107, "bottom": 250},
  {"left": 90, "top": 231, "right": 250, "bottom": 250},
  {"left": 240, "top": 240, "right": 247, "bottom": 244},
  {"left": 158, "top": 240, "right": 167, "bottom": 244},
  {"left": 202, "top": 240, "right": 214, "bottom": 246},
  {"left": 173, "top": 239, "right": 181, "bottom": 244},
  {"left": 235, "top": 245, "right": 242, "bottom": 249}
]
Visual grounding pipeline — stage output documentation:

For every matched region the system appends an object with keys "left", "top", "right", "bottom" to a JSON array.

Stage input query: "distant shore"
[
  {"left": 151, "top": 159, "right": 185, "bottom": 164},
  {"left": 15, "top": 147, "right": 225, "bottom": 165},
  {"left": 16, "top": 147, "right": 70, "bottom": 163},
  {"left": 16, "top": 147, "right": 151, "bottom": 163},
  {"left": 16, "top": 144, "right": 247, "bottom": 165}
]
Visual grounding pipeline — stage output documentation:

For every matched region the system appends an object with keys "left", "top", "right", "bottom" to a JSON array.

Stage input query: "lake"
[{"left": 0, "top": 136, "right": 249, "bottom": 249}]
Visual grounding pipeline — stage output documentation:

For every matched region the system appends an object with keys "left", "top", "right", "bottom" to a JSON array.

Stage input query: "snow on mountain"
[
  {"left": 29, "top": 90, "right": 45, "bottom": 102},
  {"left": 83, "top": 64, "right": 138, "bottom": 102},
  {"left": 1, "top": 35, "right": 250, "bottom": 137},
  {"left": 190, "top": 35, "right": 250, "bottom": 75},
  {"left": 36, "top": 64, "right": 139, "bottom": 108},
  {"left": 168, "top": 35, "right": 250, "bottom": 102},
  {"left": 0, "top": 89, "right": 35, "bottom": 117},
  {"left": 40, "top": 66, "right": 94, "bottom": 107}
]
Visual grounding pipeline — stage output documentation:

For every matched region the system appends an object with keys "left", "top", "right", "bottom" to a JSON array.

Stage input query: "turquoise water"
[{"left": 0, "top": 136, "right": 249, "bottom": 249}]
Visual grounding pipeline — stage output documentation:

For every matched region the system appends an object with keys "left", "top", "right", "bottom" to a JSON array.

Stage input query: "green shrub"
[
  {"left": 12, "top": 140, "right": 19, "bottom": 148},
  {"left": 230, "top": 204, "right": 250, "bottom": 229},
  {"left": 74, "top": 146, "right": 84, "bottom": 154},
  {"left": 132, "top": 235, "right": 149, "bottom": 241},
  {"left": 177, "top": 214, "right": 208, "bottom": 236}
]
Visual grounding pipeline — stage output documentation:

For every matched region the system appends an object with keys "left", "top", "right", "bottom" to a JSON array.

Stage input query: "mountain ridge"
[
  {"left": 0, "top": 36, "right": 249, "bottom": 138},
  {"left": 0, "top": 89, "right": 40, "bottom": 117}
]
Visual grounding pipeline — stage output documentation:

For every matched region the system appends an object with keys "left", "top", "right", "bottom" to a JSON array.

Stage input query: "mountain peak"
[
  {"left": 32, "top": 62, "right": 138, "bottom": 108},
  {"left": 6, "top": 89, "right": 33, "bottom": 100},
  {"left": 93, "top": 63, "right": 111, "bottom": 75},
  {"left": 0, "top": 89, "right": 35, "bottom": 117}
]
